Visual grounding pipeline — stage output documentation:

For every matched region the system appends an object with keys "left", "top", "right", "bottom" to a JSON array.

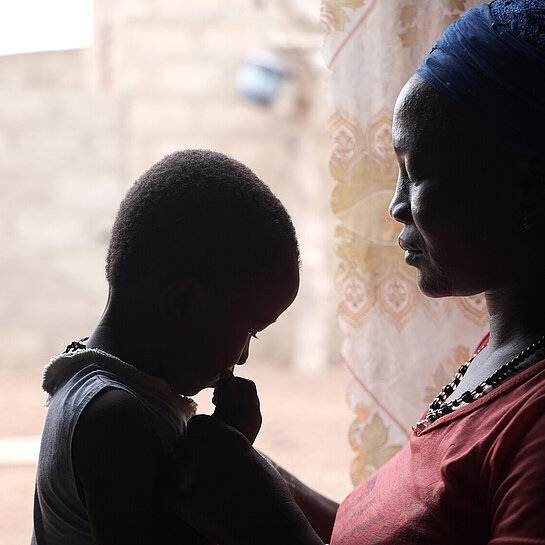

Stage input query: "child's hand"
[{"left": 212, "top": 369, "right": 262, "bottom": 444}]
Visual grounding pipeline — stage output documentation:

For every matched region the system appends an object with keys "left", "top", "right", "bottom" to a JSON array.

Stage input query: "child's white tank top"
[{"left": 31, "top": 348, "right": 195, "bottom": 545}]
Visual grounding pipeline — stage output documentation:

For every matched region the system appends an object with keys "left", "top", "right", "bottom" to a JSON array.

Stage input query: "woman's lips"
[
  {"left": 404, "top": 249, "right": 423, "bottom": 265},
  {"left": 398, "top": 237, "right": 421, "bottom": 252},
  {"left": 398, "top": 237, "right": 423, "bottom": 265}
]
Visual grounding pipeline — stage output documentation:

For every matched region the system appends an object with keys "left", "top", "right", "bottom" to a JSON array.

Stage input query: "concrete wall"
[{"left": 0, "top": 0, "right": 340, "bottom": 372}]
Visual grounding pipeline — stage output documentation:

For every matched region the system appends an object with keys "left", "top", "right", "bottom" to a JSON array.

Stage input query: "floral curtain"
[{"left": 321, "top": 0, "right": 488, "bottom": 486}]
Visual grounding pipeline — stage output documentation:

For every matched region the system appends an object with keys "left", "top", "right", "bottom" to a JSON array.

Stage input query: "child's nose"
[{"left": 236, "top": 337, "right": 251, "bottom": 366}]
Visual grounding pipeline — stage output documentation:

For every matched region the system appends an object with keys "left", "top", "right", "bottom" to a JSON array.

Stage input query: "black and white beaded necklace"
[{"left": 424, "top": 334, "right": 545, "bottom": 425}]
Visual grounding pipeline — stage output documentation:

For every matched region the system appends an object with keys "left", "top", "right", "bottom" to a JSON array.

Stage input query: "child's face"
[{"left": 163, "top": 260, "right": 300, "bottom": 396}]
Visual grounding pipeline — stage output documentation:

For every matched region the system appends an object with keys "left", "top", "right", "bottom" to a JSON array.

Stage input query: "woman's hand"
[
  {"left": 164, "top": 415, "right": 324, "bottom": 545},
  {"left": 212, "top": 369, "right": 262, "bottom": 443}
]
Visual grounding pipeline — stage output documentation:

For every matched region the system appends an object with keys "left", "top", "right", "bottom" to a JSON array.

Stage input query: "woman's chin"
[
  {"left": 416, "top": 273, "right": 453, "bottom": 299},
  {"left": 417, "top": 274, "right": 485, "bottom": 300}
]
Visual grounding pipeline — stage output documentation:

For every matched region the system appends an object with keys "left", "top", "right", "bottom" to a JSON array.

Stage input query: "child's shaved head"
[{"left": 106, "top": 149, "right": 299, "bottom": 291}]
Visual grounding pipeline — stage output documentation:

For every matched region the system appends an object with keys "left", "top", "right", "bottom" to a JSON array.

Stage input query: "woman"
[{"left": 167, "top": 1, "right": 545, "bottom": 543}]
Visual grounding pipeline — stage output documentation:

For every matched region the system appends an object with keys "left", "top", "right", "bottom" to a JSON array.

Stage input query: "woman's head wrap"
[{"left": 416, "top": 0, "right": 545, "bottom": 155}]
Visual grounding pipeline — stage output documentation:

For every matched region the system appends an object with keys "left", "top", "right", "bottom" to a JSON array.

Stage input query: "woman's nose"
[{"left": 388, "top": 176, "right": 412, "bottom": 224}]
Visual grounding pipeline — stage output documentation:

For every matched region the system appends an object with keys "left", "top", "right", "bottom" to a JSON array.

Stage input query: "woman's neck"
[{"left": 485, "top": 272, "right": 545, "bottom": 353}]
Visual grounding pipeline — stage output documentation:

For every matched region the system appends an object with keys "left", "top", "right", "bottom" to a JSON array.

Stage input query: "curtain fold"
[{"left": 321, "top": 0, "right": 488, "bottom": 486}]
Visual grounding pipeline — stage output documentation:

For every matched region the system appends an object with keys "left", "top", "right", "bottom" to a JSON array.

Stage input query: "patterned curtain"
[{"left": 321, "top": 0, "right": 488, "bottom": 486}]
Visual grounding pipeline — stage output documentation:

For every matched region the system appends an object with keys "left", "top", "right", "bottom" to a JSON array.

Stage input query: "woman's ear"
[{"left": 159, "top": 278, "right": 202, "bottom": 326}]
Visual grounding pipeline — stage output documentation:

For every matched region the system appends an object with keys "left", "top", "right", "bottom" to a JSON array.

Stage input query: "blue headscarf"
[{"left": 416, "top": 1, "right": 545, "bottom": 155}]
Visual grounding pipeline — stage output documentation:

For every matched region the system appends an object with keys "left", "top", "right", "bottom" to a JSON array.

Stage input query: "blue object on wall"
[{"left": 237, "top": 50, "right": 286, "bottom": 105}]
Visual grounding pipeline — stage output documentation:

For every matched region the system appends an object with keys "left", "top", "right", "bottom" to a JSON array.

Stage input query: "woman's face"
[{"left": 389, "top": 76, "right": 524, "bottom": 298}]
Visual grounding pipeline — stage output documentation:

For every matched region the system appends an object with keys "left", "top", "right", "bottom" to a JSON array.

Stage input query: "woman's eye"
[
  {"left": 398, "top": 163, "right": 418, "bottom": 186},
  {"left": 405, "top": 160, "right": 426, "bottom": 185},
  {"left": 403, "top": 170, "right": 421, "bottom": 186},
  {"left": 249, "top": 331, "right": 259, "bottom": 339}
]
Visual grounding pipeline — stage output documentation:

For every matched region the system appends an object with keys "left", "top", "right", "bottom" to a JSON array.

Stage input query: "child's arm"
[
  {"left": 213, "top": 371, "right": 339, "bottom": 542},
  {"left": 72, "top": 388, "right": 207, "bottom": 545},
  {"left": 258, "top": 453, "right": 339, "bottom": 543},
  {"left": 211, "top": 371, "right": 338, "bottom": 542},
  {"left": 166, "top": 415, "right": 324, "bottom": 545}
]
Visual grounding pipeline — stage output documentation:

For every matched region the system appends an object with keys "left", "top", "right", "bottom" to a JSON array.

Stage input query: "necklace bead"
[{"left": 425, "top": 334, "right": 545, "bottom": 424}]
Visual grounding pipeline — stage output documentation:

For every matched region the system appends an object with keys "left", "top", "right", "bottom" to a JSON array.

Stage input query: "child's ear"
[{"left": 160, "top": 278, "right": 202, "bottom": 326}]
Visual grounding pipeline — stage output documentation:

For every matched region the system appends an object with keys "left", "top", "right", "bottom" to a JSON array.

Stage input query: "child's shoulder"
[
  {"left": 72, "top": 387, "right": 162, "bottom": 488},
  {"left": 71, "top": 389, "right": 180, "bottom": 543},
  {"left": 75, "top": 387, "right": 158, "bottom": 451}
]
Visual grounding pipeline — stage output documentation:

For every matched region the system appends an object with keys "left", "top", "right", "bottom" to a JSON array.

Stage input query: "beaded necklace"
[{"left": 425, "top": 334, "right": 545, "bottom": 424}]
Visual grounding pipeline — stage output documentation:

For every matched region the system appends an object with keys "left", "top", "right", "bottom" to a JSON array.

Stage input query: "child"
[{"left": 31, "top": 149, "right": 300, "bottom": 545}]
